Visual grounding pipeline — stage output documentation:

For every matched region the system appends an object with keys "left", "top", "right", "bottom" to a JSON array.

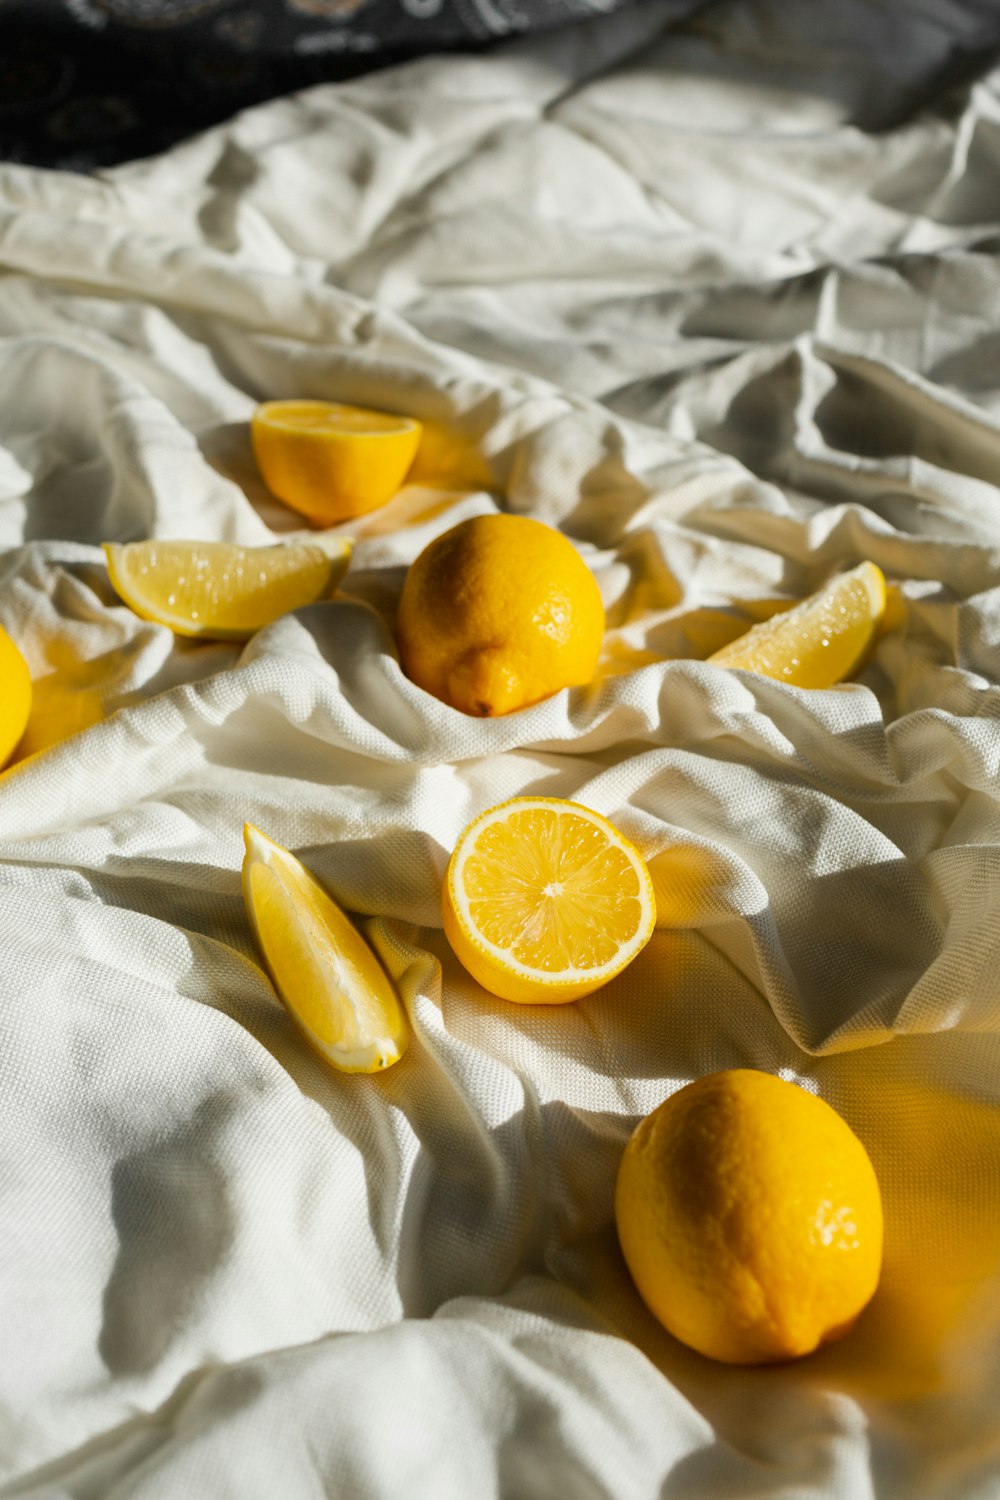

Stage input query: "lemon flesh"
[
  {"left": 104, "top": 538, "right": 352, "bottom": 640},
  {"left": 0, "top": 626, "right": 31, "bottom": 769},
  {"left": 251, "top": 400, "right": 422, "bottom": 525},
  {"left": 708, "top": 560, "right": 886, "bottom": 688},
  {"left": 242, "top": 824, "right": 408, "bottom": 1074},
  {"left": 443, "top": 797, "right": 656, "bottom": 1004},
  {"left": 615, "top": 1070, "right": 884, "bottom": 1364}
]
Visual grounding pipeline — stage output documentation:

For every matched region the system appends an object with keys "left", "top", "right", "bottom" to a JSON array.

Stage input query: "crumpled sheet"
[{"left": 4, "top": 0, "right": 1000, "bottom": 1495}]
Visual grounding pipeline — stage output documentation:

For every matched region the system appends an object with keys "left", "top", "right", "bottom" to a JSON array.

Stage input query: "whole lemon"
[
  {"left": 615, "top": 1070, "right": 884, "bottom": 1364},
  {"left": 0, "top": 625, "right": 31, "bottom": 769},
  {"left": 396, "top": 515, "right": 605, "bottom": 716}
]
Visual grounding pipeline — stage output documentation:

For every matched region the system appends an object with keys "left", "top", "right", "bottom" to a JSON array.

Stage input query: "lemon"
[
  {"left": 104, "top": 538, "right": 352, "bottom": 641},
  {"left": 242, "top": 824, "right": 408, "bottom": 1074},
  {"left": 708, "top": 560, "right": 886, "bottom": 688},
  {"left": 397, "top": 514, "right": 605, "bottom": 716},
  {"left": 442, "top": 796, "right": 656, "bottom": 1005},
  {"left": 0, "top": 626, "right": 31, "bottom": 769},
  {"left": 251, "top": 400, "right": 422, "bottom": 525},
  {"left": 615, "top": 1070, "right": 884, "bottom": 1364}
]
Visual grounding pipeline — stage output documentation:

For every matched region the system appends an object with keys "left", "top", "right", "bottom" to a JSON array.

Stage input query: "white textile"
[{"left": 3, "top": 0, "right": 1000, "bottom": 1494}]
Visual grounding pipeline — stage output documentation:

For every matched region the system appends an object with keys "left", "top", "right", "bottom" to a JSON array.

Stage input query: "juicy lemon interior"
[{"left": 461, "top": 807, "right": 645, "bottom": 972}]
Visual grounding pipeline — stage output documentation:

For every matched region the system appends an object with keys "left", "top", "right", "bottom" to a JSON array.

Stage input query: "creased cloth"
[{"left": 4, "top": 1, "right": 1000, "bottom": 1495}]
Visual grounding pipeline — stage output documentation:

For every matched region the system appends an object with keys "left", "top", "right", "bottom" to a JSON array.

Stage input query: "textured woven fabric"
[{"left": 4, "top": 0, "right": 1000, "bottom": 1493}]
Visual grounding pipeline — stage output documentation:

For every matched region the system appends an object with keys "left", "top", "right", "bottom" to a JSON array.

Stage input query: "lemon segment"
[
  {"left": 708, "top": 560, "right": 886, "bottom": 688},
  {"left": 0, "top": 626, "right": 31, "bottom": 769},
  {"left": 242, "top": 824, "right": 408, "bottom": 1074},
  {"left": 615, "top": 1070, "right": 884, "bottom": 1364},
  {"left": 103, "top": 538, "right": 352, "bottom": 640},
  {"left": 251, "top": 400, "right": 422, "bottom": 525},
  {"left": 443, "top": 796, "right": 656, "bottom": 1005}
]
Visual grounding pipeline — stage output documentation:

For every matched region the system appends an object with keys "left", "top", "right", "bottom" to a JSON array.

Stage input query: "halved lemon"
[
  {"left": 707, "top": 560, "right": 886, "bottom": 688},
  {"left": 0, "top": 625, "right": 31, "bottom": 769},
  {"left": 103, "top": 538, "right": 352, "bottom": 640},
  {"left": 442, "top": 796, "right": 656, "bottom": 1005},
  {"left": 251, "top": 400, "right": 422, "bottom": 525},
  {"left": 242, "top": 824, "right": 408, "bottom": 1074}
]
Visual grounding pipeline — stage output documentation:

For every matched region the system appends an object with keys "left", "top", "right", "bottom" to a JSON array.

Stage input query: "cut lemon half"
[
  {"left": 442, "top": 797, "right": 656, "bottom": 1005},
  {"left": 0, "top": 625, "right": 31, "bottom": 769},
  {"left": 104, "top": 538, "right": 352, "bottom": 640},
  {"left": 708, "top": 560, "right": 886, "bottom": 688},
  {"left": 251, "top": 399, "right": 422, "bottom": 525},
  {"left": 242, "top": 824, "right": 408, "bottom": 1074}
]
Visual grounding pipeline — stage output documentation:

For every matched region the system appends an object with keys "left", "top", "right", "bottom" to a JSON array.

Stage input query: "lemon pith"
[
  {"left": 242, "top": 824, "right": 408, "bottom": 1073},
  {"left": 251, "top": 400, "right": 422, "bottom": 525},
  {"left": 708, "top": 560, "right": 886, "bottom": 688},
  {"left": 396, "top": 514, "right": 605, "bottom": 716},
  {"left": 103, "top": 539, "right": 352, "bottom": 640},
  {"left": 443, "top": 797, "right": 656, "bottom": 1004},
  {"left": 615, "top": 1070, "right": 884, "bottom": 1364},
  {"left": 0, "top": 626, "right": 31, "bottom": 769}
]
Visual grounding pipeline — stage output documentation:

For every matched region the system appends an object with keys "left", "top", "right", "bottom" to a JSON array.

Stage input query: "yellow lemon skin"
[
  {"left": 615, "top": 1070, "right": 884, "bottom": 1364},
  {"left": 0, "top": 626, "right": 31, "bottom": 769},
  {"left": 251, "top": 400, "right": 422, "bottom": 526},
  {"left": 397, "top": 514, "right": 605, "bottom": 716}
]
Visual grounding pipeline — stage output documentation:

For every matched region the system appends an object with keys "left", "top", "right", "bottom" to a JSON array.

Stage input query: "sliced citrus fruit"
[
  {"left": 0, "top": 625, "right": 31, "bottom": 769},
  {"left": 242, "top": 824, "right": 408, "bottom": 1074},
  {"left": 103, "top": 538, "right": 352, "bottom": 640},
  {"left": 251, "top": 399, "right": 422, "bottom": 525},
  {"left": 707, "top": 560, "right": 886, "bottom": 688},
  {"left": 442, "top": 796, "right": 656, "bottom": 1005}
]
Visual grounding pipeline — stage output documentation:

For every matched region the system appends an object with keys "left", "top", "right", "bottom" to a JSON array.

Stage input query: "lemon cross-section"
[
  {"left": 442, "top": 797, "right": 656, "bottom": 1004},
  {"left": 103, "top": 538, "right": 352, "bottom": 640},
  {"left": 242, "top": 824, "right": 408, "bottom": 1074},
  {"left": 708, "top": 560, "right": 886, "bottom": 688},
  {"left": 0, "top": 625, "right": 31, "bottom": 769},
  {"left": 251, "top": 400, "right": 422, "bottom": 526}
]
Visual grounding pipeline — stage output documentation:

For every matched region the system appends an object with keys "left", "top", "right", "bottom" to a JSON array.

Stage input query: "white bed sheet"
[{"left": 4, "top": 1, "right": 1000, "bottom": 1494}]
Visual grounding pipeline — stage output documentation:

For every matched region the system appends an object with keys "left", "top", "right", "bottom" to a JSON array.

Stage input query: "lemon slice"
[
  {"left": 442, "top": 796, "right": 656, "bottom": 1005},
  {"left": 708, "top": 560, "right": 886, "bottom": 688},
  {"left": 242, "top": 824, "right": 408, "bottom": 1074},
  {"left": 251, "top": 400, "right": 422, "bottom": 525},
  {"left": 103, "top": 538, "right": 352, "bottom": 640},
  {"left": 0, "top": 626, "right": 31, "bottom": 769}
]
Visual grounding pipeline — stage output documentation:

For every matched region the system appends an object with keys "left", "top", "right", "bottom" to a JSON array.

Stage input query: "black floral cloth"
[{"left": 1, "top": 0, "right": 694, "bottom": 171}]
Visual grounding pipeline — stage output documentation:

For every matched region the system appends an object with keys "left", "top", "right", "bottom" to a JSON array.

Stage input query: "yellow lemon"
[
  {"left": 104, "top": 538, "right": 352, "bottom": 641},
  {"left": 0, "top": 626, "right": 31, "bottom": 769},
  {"left": 442, "top": 796, "right": 656, "bottom": 1004},
  {"left": 708, "top": 560, "right": 886, "bottom": 688},
  {"left": 615, "top": 1070, "right": 884, "bottom": 1364},
  {"left": 397, "top": 514, "right": 605, "bottom": 716},
  {"left": 251, "top": 400, "right": 422, "bottom": 525},
  {"left": 242, "top": 824, "right": 408, "bottom": 1074}
]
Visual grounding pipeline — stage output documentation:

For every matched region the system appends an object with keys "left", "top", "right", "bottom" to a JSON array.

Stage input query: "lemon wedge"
[
  {"left": 0, "top": 626, "right": 31, "bottom": 769},
  {"left": 103, "top": 538, "right": 352, "bottom": 640},
  {"left": 242, "top": 824, "right": 408, "bottom": 1074},
  {"left": 251, "top": 400, "right": 422, "bottom": 525},
  {"left": 442, "top": 796, "right": 656, "bottom": 1005},
  {"left": 708, "top": 560, "right": 886, "bottom": 688}
]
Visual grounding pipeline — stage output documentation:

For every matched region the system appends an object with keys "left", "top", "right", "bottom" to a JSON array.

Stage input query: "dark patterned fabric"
[{"left": 0, "top": 0, "right": 696, "bottom": 171}]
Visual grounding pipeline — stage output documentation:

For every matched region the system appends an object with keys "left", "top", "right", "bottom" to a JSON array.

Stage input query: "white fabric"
[{"left": 4, "top": 1, "right": 1000, "bottom": 1494}]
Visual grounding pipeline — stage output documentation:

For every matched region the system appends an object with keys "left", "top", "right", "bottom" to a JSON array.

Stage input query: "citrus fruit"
[
  {"left": 251, "top": 400, "right": 422, "bottom": 525},
  {"left": 242, "top": 824, "right": 408, "bottom": 1074},
  {"left": 0, "top": 626, "right": 31, "bottom": 769},
  {"left": 708, "top": 560, "right": 886, "bottom": 688},
  {"left": 615, "top": 1069, "right": 884, "bottom": 1364},
  {"left": 397, "top": 514, "right": 605, "bottom": 716},
  {"left": 103, "top": 538, "right": 352, "bottom": 640},
  {"left": 442, "top": 796, "right": 656, "bottom": 1004}
]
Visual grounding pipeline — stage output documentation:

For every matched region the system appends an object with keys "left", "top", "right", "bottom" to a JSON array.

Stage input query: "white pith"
[{"left": 448, "top": 798, "right": 655, "bottom": 984}]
